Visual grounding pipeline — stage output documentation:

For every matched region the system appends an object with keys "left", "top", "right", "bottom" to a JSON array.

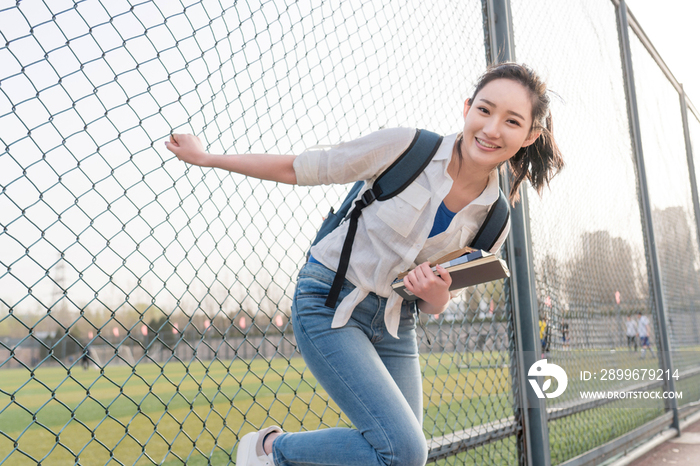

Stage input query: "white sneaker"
[{"left": 236, "top": 425, "right": 282, "bottom": 466}]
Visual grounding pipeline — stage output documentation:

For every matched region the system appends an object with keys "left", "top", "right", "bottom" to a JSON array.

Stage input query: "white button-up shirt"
[{"left": 293, "top": 127, "right": 510, "bottom": 338}]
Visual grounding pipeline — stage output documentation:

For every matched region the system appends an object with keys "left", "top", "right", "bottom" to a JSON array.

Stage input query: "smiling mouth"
[{"left": 476, "top": 137, "right": 500, "bottom": 149}]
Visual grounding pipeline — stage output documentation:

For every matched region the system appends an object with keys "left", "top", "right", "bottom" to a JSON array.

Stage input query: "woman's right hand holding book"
[{"left": 403, "top": 262, "right": 452, "bottom": 315}]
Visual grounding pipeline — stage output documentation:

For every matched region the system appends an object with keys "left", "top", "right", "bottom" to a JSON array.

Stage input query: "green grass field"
[
  {"left": 1, "top": 348, "right": 696, "bottom": 465},
  {"left": 0, "top": 352, "right": 513, "bottom": 465}
]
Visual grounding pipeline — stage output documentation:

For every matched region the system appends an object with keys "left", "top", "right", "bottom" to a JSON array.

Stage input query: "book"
[{"left": 391, "top": 246, "right": 510, "bottom": 301}]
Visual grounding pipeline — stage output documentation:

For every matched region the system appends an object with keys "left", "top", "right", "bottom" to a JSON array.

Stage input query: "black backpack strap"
[
  {"left": 373, "top": 130, "right": 443, "bottom": 200},
  {"left": 470, "top": 188, "right": 510, "bottom": 251},
  {"left": 324, "top": 129, "right": 443, "bottom": 308},
  {"left": 308, "top": 180, "right": 365, "bottom": 255},
  {"left": 324, "top": 192, "right": 371, "bottom": 308}
]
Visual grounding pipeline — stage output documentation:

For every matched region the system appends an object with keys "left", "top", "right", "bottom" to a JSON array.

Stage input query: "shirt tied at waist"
[{"left": 330, "top": 287, "right": 405, "bottom": 339}]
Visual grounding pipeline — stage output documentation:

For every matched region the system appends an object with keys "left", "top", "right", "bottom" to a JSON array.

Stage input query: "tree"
[
  {"left": 145, "top": 315, "right": 178, "bottom": 350},
  {"left": 652, "top": 206, "right": 700, "bottom": 309},
  {"left": 564, "top": 231, "right": 642, "bottom": 312}
]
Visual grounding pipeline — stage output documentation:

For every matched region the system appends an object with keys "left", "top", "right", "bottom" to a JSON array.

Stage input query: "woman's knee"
[
  {"left": 398, "top": 442, "right": 428, "bottom": 466},
  {"left": 381, "top": 429, "right": 428, "bottom": 466}
]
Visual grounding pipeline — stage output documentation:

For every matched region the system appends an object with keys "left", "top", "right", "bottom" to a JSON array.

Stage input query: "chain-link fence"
[
  {"left": 509, "top": 0, "right": 700, "bottom": 464},
  {"left": 0, "top": 0, "right": 698, "bottom": 465}
]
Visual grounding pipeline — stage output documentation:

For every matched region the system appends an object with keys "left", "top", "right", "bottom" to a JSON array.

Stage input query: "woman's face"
[{"left": 460, "top": 78, "right": 540, "bottom": 171}]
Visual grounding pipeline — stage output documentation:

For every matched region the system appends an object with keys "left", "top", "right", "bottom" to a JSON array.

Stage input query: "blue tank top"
[{"left": 428, "top": 201, "right": 456, "bottom": 238}]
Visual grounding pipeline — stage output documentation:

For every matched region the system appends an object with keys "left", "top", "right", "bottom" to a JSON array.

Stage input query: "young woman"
[{"left": 165, "top": 63, "right": 564, "bottom": 466}]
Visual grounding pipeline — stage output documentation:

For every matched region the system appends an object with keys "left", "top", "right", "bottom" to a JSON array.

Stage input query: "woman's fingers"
[
  {"left": 408, "top": 263, "right": 451, "bottom": 289},
  {"left": 164, "top": 133, "right": 208, "bottom": 166},
  {"left": 407, "top": 262, "right": 435, "bottom": 293},
  {"left": 166, "top": 133, "right": 198, "bottom": 149},
  {"left": 436, "top": 264, "right": 452, "bottom": 287},
  {"left": 414, "top": 263, "right": 428, "bottom": 281},
  {"left": 165, "top": 134, "right": 182, "bottom": 155},
  {"left": 403, "top": 262, "right": 451, "bottom": 309}
]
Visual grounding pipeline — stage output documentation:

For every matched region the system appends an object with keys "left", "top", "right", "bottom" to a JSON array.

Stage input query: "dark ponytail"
[{"left": 468, "top": 63, "right": 564, "bottom": 205}]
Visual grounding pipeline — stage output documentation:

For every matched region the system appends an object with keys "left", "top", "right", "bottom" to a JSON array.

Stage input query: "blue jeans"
[{"left": 272, "top": 262, "right": 428, "bottom": 466}]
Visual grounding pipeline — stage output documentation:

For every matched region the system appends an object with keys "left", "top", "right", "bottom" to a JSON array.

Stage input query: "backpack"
[{"left": 309, "top": 129, "right": 510, "bottom": 308}]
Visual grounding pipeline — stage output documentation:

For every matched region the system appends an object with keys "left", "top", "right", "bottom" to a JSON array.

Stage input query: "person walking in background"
[
  {"left": 637, "top": 311, "right": 654, "bottom": 358},
  {"left": 81, "top": 347, "right": 91, "bottom": 370},
  {"left": 166, "top": 63, "right": 563, "bottom": 466},
  {"left": 626, "top": 314, "right": 637, "bottom": 351},
  {"left": 539, "top": 315, "right": 549, "bottom": 357}
]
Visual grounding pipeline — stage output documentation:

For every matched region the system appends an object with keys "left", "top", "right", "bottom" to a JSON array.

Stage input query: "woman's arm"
[
  {"left": 403, "top": 262, "right": 453, "bottom": 315},
  {"left": 165, "top": 133, "right": 298, "bottom": 185}
]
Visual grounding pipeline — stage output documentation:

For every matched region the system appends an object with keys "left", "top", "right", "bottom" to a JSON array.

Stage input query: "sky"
[
  {"left": 0, "top": 0, "right": 487, "bottom": 313},
  {"left": 1, "top": 0, "right": 698, "bottom": 315},
  {"left": 625, "top": 0, "right": 700, "bottom": 110}
]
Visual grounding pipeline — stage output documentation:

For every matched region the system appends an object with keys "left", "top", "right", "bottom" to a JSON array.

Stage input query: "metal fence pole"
[
  {"left": 616, "top": 0, "right": 680, "bottom": 433},
  {"left": 482, "top": 1, "right": 551, "bottom": 465},
  {"left": 679, "top": 84, "right": 700, "bottom": 256}
]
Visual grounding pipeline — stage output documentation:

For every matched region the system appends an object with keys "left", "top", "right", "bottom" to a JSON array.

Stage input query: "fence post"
[
  {"left": 482, "top": 1, "right": 551, "bottom": 465},
  {"left": 679, "top": 85, "right": 700, "bottom": 256},
  {"left": 616, "top": 0, "right": 680, "bottom": 433}
]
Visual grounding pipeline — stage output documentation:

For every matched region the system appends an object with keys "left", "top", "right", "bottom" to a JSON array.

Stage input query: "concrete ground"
[{"left": 621, "top": 416, "right": 700, "bottom": 466}]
